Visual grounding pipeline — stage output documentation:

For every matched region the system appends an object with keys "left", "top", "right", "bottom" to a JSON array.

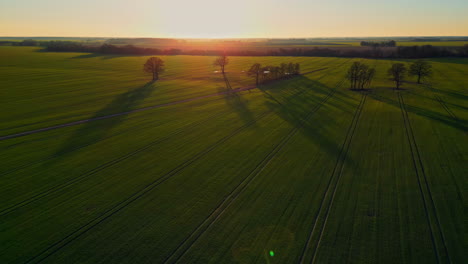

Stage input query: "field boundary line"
[
  {"left": 163, "top": 76, "right": 344, "bottom": 264},
  {"left": 298, "top": 92, "right": 367, "bottom": 264},
  {"left": 0, "top": 68, "right": 328, "bottom": 141},
  {"left": 397, "top": 90, "right": 451, "bottom": 264},
  {"left": 24, "top": 108, "right": 275, "bottom": 264}
]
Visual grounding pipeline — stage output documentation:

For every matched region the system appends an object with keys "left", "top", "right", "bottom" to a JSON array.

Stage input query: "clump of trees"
[
  {"left": 247, "top": 62, "right": 300, "bottom": 85},
  {"left": 143, "top": 57, "right": 165, "bottom": 81},
  {"left": 11, "top": 39, "right": 39, "bottom": 46},
  {"left": 387, "top": 63, "right": 407, "bottom": 89},
  {"left": 360, "top": 40, "right": 396, "bottom": 47},
  {"left": 213, "top": 54, "right": 229, "bottom": 74},
  {"left": 346, "top": 62, "right": 376, "bottom": 90},
  {"left": 409, "top": 60, "right": 432, "bottom": 83}
]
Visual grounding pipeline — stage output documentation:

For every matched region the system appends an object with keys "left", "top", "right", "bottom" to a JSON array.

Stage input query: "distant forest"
[{"left": 3, "top": 39, "right": 468, "bottom": 58}]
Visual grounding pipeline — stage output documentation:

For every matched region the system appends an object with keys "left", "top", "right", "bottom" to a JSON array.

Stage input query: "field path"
[
  {"left": 0, "top": 68, "right": 327, "bottom": 141},
  {"left": 299, "top": 92, "right": 367, "bottom": 264},
  {"left": 397, "top": 90, "right": 451, "bottom": 263}
]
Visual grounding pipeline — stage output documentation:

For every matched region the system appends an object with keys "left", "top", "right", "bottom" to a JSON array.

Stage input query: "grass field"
[{"left": 0, "top": 47, "right": 466, "bottom": 263}]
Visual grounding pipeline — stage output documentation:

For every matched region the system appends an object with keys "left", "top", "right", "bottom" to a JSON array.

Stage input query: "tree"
[
  {"left": 294, "top": 63, "right": 300, "bottom": 75},
  {"left": 409, "top": 60, "right": 432, "bottom": 84},
  {"left": 363, "top": 68, "right": 376, "bottom": 89},
  {"left": 247, "top": 63, "right": 262, "bottom": 85},
  {"left": 346, "top": 62, "right": 376, "bottom": 90},
  {"left": 280, "top": 63, "right": 288, "bottom": 77},
  {"left": 388, "top": 63, "right": 407, "bottom": 89},
  {"left": 143, "top": 57, "right": 165, "bottom": 81},
  {"left": 346, "top": 62, "right": 363, "bottom": 89},
  {"left": 213, "top": 54, "right": 229, "bottom": 74}
]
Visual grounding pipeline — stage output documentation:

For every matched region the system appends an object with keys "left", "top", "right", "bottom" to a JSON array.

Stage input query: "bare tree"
[
  {"left": 388, "top": 63, "right": 407, "bottom": 89},
  {"left": 294, "top": 63, "right": 301, "bottom": 75},
  {"left": 213, "top": 54, "right": 229, "bottom": 74},
  {"left": 346, "top": 62, "right": 376, "bottom": 90},
  {"left": 363, "top": 68, "right": 376, "bottom": 89},
  {"left": 247, "top": 63, "right": 262, "bottom": 85},
  {"left": 409, "top": 60, "right": 432, "bottom": 84},
  {"left": 346, "top": 62, "right": 360, "bottom": 89},
  {"left": 143, "top": 57, "right": 165, "bottom": 81}
]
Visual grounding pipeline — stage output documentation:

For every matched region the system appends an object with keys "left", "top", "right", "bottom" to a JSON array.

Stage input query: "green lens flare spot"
[{"left": 269, "top": 250, "right": 275, "bottom": 257}]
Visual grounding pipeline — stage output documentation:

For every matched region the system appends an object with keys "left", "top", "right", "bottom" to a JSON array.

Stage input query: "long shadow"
[
  {"left": 217, "top": 73, "right": 255, "bottom": 125},
  {"left": 70, "top": 53, "right": 144, "bottom": 60},
  {"left": 259, "top": 75, "right": 358, "bottom": 170},
  {"left": 52, "top": 81, "right": 156, "bottom": 156},
  {"left": 368, "top": 90, "right": 468, "bottom": 132},
  {"left": 405, "top": 87, "right": 468, "bottom": 111}
]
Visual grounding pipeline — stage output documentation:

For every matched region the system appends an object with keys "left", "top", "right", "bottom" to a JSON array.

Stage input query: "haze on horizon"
[{"left": 1, "top": 0, "right": 467, "bottom": 38}]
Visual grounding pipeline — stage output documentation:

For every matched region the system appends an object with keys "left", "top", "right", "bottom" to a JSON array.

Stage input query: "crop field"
[{"left": 0, "top": 47, "right": 466, "bottom": 263}]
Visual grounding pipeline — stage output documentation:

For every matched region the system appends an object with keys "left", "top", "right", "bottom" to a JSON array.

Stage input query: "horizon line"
[{"left": 1, "top": 35, "right": 468, "bottom": 40}]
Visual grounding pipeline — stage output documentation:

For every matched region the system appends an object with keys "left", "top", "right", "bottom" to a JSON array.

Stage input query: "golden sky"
[{"left": 1, "top": 0, "right": 467, "bottom": 38}]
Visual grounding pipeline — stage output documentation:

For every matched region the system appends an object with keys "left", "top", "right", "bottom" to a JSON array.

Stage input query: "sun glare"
[{"left": 153, "top": 0, "right": 255, "bottom": 38}]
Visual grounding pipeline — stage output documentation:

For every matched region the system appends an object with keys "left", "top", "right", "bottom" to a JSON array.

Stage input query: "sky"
[{"left": 1, "top": 0, "right": 467, "bottom": 38}]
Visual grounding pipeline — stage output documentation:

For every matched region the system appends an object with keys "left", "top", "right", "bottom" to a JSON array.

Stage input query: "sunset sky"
[{"left": 1, "top": 0, "right": 467, "bottom": 38}]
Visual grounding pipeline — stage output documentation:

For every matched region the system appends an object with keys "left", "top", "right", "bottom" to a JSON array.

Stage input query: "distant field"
[
  {"left": 397, "top": 41, "right": 468, "bottom": 46},
  {"left": 0, "top": 47, "right": 466, "bottom": 263}
]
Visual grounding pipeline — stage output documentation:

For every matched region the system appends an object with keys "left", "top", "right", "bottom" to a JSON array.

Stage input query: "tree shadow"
[
  {"left": 52, "top": 81, "right": 157, "bottom": 156},
  {"left": 70, "top": 53, "right": 103, "bottom": 59},
  {"left": 69, "top": 53, "right": 143, "bottom": 60},
  {"left": 259, "top": 76, "right": 359, "bottom": 171},
  {"left": 368, "top": 90, "right": 468, "bottom": 132},
  {"left": 425, "top": 58, "right": 468, "bottom": 65},
  {"left": 217, "top": 73, "right": 256, "bottom": 125}
]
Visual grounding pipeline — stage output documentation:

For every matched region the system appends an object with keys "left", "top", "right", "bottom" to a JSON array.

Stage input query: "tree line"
[
  {"left": 247, "top": 62, "right": 300, "bottom": 85},
  {"left": 360, "top": 40, "right": 397, "bottom": 47},
  {"left": 26, "top": 41, "right": 468, "bottom": 59},
  {"left": 144, "top": 55, "right": 301, "bottom": 86},
  {"left": 345, "top": 60, "right": 433, "bottom": 90},
  {"left": 145, "top": 54, "right": 431, "bottom": 93}
]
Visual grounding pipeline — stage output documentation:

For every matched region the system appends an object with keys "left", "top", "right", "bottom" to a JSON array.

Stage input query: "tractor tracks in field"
[
  {"left": 0, "top": 90, "right": 254, "bottom": 141},
  {"left": 396, "top": 90, "right": 451, "bottom": 264},
  {"left": 0, "top": 68, "right": 328, "bottom": 142},
  {"left": 25, "top": 109, "right": 274, "bottom": 264},
  {"left": 20, "top": 62, "right": 342, "bottom": 263},
  {"left": 0, "top": 97, "right": 227, "bottom": 177},
  {"left": 163, "top": 65, "right": 351, "bottom": 264},
  {"left": 0, "top": 109, "right": 231, "bottom": 216},
  {"left": 425, "top": 82, "right": 459, "bottom": 122},
  {"left": 298, "top": 91, "right": 367, "bottom": 264}
]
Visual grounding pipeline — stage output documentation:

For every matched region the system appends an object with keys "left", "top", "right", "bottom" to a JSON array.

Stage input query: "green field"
[{"left": 0, "top": 47, "right": 466, "bottom": 263}]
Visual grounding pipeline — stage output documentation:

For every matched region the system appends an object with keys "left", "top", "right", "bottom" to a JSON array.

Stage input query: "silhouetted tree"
[
  {"left": 294, "top": 63, "right": 300, "bottom": 75},
  {"left": 247, "top": 63, "right": 262, "bottom": 85},
  {"left": 346, "top": 62, "right": 363, "bottom": 89},
  {"left": 346, "top": 62, "right": 376, "bottom": 90},
  {"left": 409, "top": 60, "right": 432, "bottom": 84},
  {"left": 213, "top": 54, "right": 229, "bottom": 74},
  {"left": 143, "top": 57, "right": 165, "bottom": 81},
  {"left": 388, "top": 63, "right": 407, "bottom": 89},
  {"left": 363, "top": 68, "right": 376, "bottom": 89},
  {"left": 280, "top": 63, "right": 287, "bottom": 76}
]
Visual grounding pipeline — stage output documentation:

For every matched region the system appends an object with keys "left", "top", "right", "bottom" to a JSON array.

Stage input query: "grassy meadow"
[{"left": 0, "top": 47, "right": 466, "bottom": 263}]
